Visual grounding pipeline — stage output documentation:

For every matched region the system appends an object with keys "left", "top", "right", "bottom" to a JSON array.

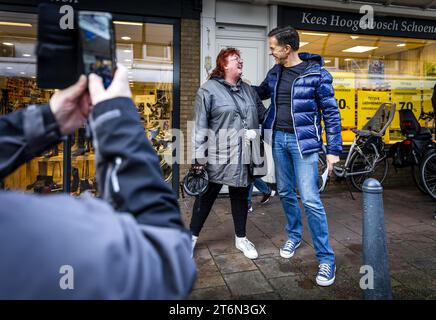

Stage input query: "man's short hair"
[{"left": 268, "top": 26, "right": 300, "bottom": 51}]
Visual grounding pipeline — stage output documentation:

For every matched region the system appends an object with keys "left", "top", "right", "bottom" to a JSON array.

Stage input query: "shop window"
[
  {"left": 298, "top": 30, "right": 436, "bottom": 144},
  {"left": 0, "top": 11, "right": 174, "bottom": 192},
  {"left": 114, "top": 21, "right": 174, "bottom": 185},
  {"left": 0, "top": 11, "right": 63, "bottom": 193}
]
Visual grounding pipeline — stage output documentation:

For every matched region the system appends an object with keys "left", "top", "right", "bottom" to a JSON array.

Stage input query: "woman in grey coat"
[{"left": 190, "top": 48, "right": 266, "bottom": 259}]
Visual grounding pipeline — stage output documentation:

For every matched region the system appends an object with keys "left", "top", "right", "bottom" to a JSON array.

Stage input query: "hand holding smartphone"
[{"left": 78, "top": 11, "right": 116, "bottom": 88}]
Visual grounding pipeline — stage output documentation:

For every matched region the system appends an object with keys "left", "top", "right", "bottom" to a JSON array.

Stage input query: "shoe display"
[{"left": 235, "top": 236, "right": 258, "bottom": 259}]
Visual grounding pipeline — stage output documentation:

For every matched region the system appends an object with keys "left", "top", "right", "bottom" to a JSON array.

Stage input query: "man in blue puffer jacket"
[{"left": 255, "top": 26, "right": 342, "bottom": 287}]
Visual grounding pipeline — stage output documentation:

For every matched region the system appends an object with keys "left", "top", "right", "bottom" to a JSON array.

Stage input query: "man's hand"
[
  {"left": 326, "top": 154, "right": 340, "bottom": 176},
  {"left": 49, "top": 75, "right": 91, "bottom": 135},
  {"left": 88, "top": 64, "right": 132, "bottom": 106}
]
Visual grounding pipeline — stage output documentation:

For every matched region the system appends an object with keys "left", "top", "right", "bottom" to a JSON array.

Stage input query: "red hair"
[{"left": 209, "top": 47, "right": 241, "bottom": 79}]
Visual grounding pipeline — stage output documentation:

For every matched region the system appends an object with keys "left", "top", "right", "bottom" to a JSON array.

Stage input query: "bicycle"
[
  {"left": 389, "top": 109, "right": 435, "bottom": 194},
  {"left": 319, "top": 102, "right": 396, "bottom": 192},
  {"left": 419, "top": 110, "right": 436, "bottom": 202}
]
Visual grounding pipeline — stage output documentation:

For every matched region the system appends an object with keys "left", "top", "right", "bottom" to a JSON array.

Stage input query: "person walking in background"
[
  {"left": 190, "top": 48, "right": 266, "bottom": 260},
  {"left": 255, "top": 26, "right": 342, "bottom": 286},
  {"left": 247, "top": 177, "right": 273, "bottom": 213}
]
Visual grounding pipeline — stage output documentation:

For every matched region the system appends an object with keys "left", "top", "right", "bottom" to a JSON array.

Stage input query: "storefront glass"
[
  {"left": 298, "top": 30, "right": 436, "bottom": 144},
  {"left": 0, "top": 10, "right": 175, "bottom": 192}
]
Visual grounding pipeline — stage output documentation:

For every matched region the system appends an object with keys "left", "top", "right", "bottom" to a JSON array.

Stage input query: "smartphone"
[{"left": 78, "top": 11, "right": 116, "bottom": 88}]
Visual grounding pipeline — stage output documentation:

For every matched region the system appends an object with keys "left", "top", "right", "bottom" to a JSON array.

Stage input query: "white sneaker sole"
[
  {"left": 236, "top": 244, "right": 258, "bottom": 259},
  {"left": 316, "top": 275, "right": 335, "bottom": 287},
  {"left": 279, "top": 241, "right": 301, "bottom": 258}
]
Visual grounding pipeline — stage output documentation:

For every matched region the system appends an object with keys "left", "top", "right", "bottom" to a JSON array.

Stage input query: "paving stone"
[
  {"left": 236, "top": 292, "right": 282, "bottom": 300},
  {"left": 249, "top": 236, "right": 279, "bottom": 257},
  {"left": 194, "top": 274, "right": 226, "bottom": 290},
  {"left": 391, "top": 270, "right": 436, "bottom": 298},
  {"left": 214, "top": 253, "right": 257, "bottom": 274},
  {"left": 207, "top": 239, "right": 240, "bottom": 256},
  {"left": 224, "top": 270, "right": 274, "bottom": 297},
  {"left": 269, "top": 275, "right": 325, "bottom": 300},
  {"left": 254, "top": 257, "right": 298, "bottom": 279},
  {"left": 189, "top": 286, "right": 232, "bottom": 300}
]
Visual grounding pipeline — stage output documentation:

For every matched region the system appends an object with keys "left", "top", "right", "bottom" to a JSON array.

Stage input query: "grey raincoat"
[{"left": 192, "top": 77, "right": 266, "bottom": 187}]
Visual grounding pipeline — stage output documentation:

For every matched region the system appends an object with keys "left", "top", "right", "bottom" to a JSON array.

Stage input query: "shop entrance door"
[{"left": 215, "top": 25, "right": 275, "bottom": 194}]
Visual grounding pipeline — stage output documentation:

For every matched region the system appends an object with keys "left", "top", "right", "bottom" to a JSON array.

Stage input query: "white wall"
[{"left": 200, "top": 0, "right": 277, "bottom": 84}]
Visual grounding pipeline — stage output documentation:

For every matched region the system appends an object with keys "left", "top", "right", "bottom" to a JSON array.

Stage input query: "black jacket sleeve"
[
  {"left": 89, "top": 97, "right": 185, "bottom": 231},
  {"left": 0, "top": 104, "right": 61, "bottom": 180}
]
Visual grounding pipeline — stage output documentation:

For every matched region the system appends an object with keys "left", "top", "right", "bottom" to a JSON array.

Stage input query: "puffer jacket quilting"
[{"left": 255, "top": 52, "right": 342, "bottom": 157}]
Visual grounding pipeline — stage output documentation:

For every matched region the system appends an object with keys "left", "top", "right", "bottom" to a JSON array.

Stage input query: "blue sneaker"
[
  {"left": 279, "top": 240, "right": 301, "bottom": 258},
  {"left": 316, "top": 263, "right": 336, "bottom": 286}
]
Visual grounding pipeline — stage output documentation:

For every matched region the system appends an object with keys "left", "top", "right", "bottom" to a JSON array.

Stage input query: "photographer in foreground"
[{"left": 0, "top": 65, "right": 196, "bottom": 299}]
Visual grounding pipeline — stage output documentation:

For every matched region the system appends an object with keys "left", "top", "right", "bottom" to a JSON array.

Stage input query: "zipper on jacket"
[
  {"left": 314, "top": 114, "right": 320, "bottom": 142},
  {"left": 289, "top": 72, "right": 320, "bottom": 158},
  {"left": 111, "top": 157, "right": 122, "bottom": 193}
]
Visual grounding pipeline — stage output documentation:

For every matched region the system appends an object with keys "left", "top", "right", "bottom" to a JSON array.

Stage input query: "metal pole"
[
  {"left": 362, "top": 178, "right": 392, "bottom": 300},
  {"left": 63, "top": 135, "right": 72, "bottom": 193}
]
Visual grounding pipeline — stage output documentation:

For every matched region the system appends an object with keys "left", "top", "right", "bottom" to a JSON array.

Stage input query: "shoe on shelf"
[
  {"left": 235, "top": 236, "right": 258, "bottom": 259},
  {"left": 259, "top": 192, "right": 272, "bottom": 204},
  {"left": 316, "top": 263, "right": 336, "bottom": 287},
  {"left": 279, "top": 239, "right": 301, "bottom": 259},
  {"left": 191, "top": 235, "right": 198, "bottom": 258}
]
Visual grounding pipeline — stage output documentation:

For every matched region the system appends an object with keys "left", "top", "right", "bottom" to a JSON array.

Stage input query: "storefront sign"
[
  {"left": 332, "top": 72, "right": 355, "bottom": 128},
  {"left": 278, "top": 6, "right": 436, "bottom": 40},
  {"left": 357, "top": 90, "right": 390, "bottom": 129}
]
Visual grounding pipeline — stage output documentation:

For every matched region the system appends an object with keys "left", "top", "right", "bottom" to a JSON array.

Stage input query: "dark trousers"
[{"left": 190, "top": 182, "right": 250, "bottom": 238}]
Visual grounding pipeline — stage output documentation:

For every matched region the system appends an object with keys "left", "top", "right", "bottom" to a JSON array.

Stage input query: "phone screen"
[{"left": 78, "top": 12, "right": 116, "bottom": 88}]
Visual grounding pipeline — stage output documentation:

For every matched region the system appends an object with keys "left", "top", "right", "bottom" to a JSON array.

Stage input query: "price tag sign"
[
  {"left": 357, "top": 91, "right": 390, "bottom": 129},
  {"left": 332, "top": 73, "right": 355, "bottom": 128},
  {"left": 391, "top": 90, "right": 421, "bottom": 129}
]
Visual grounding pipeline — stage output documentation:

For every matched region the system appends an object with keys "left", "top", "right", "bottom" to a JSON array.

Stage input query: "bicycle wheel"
[
  {"left": 412, "top": 164, "right": 428, "bottom": 194},
  {"left": 348, "top": 145, "right": 389, "bottom": 192},
  {"left": 420, "top": 150, "right": 436, "bottom": 201},
  {"left": 318, "top": 149, "right": 327, "bottom": 193}
]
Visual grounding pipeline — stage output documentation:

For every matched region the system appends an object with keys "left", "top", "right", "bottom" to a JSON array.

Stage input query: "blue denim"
[
  {"left": 272, "top": 131, "right": 335, "bottom": 264},
  {"left": 248, "top": 178, "right": 271, "bottom": 206}
]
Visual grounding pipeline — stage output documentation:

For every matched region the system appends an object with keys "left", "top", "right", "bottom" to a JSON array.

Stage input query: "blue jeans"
[
  {"left": 248, "top": 178, "right": 271, "bottom": 206},
  {"left": 272, "top": 131, "right": 335, "bottom": 264}
]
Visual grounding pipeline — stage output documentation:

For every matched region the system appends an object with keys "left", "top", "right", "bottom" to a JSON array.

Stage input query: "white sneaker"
[
  {"left": 191, "top": 235, "right": 198, "bottom": 258},
  {"left": 235, "top": 236, "right": 258, "bottom": 259}
]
